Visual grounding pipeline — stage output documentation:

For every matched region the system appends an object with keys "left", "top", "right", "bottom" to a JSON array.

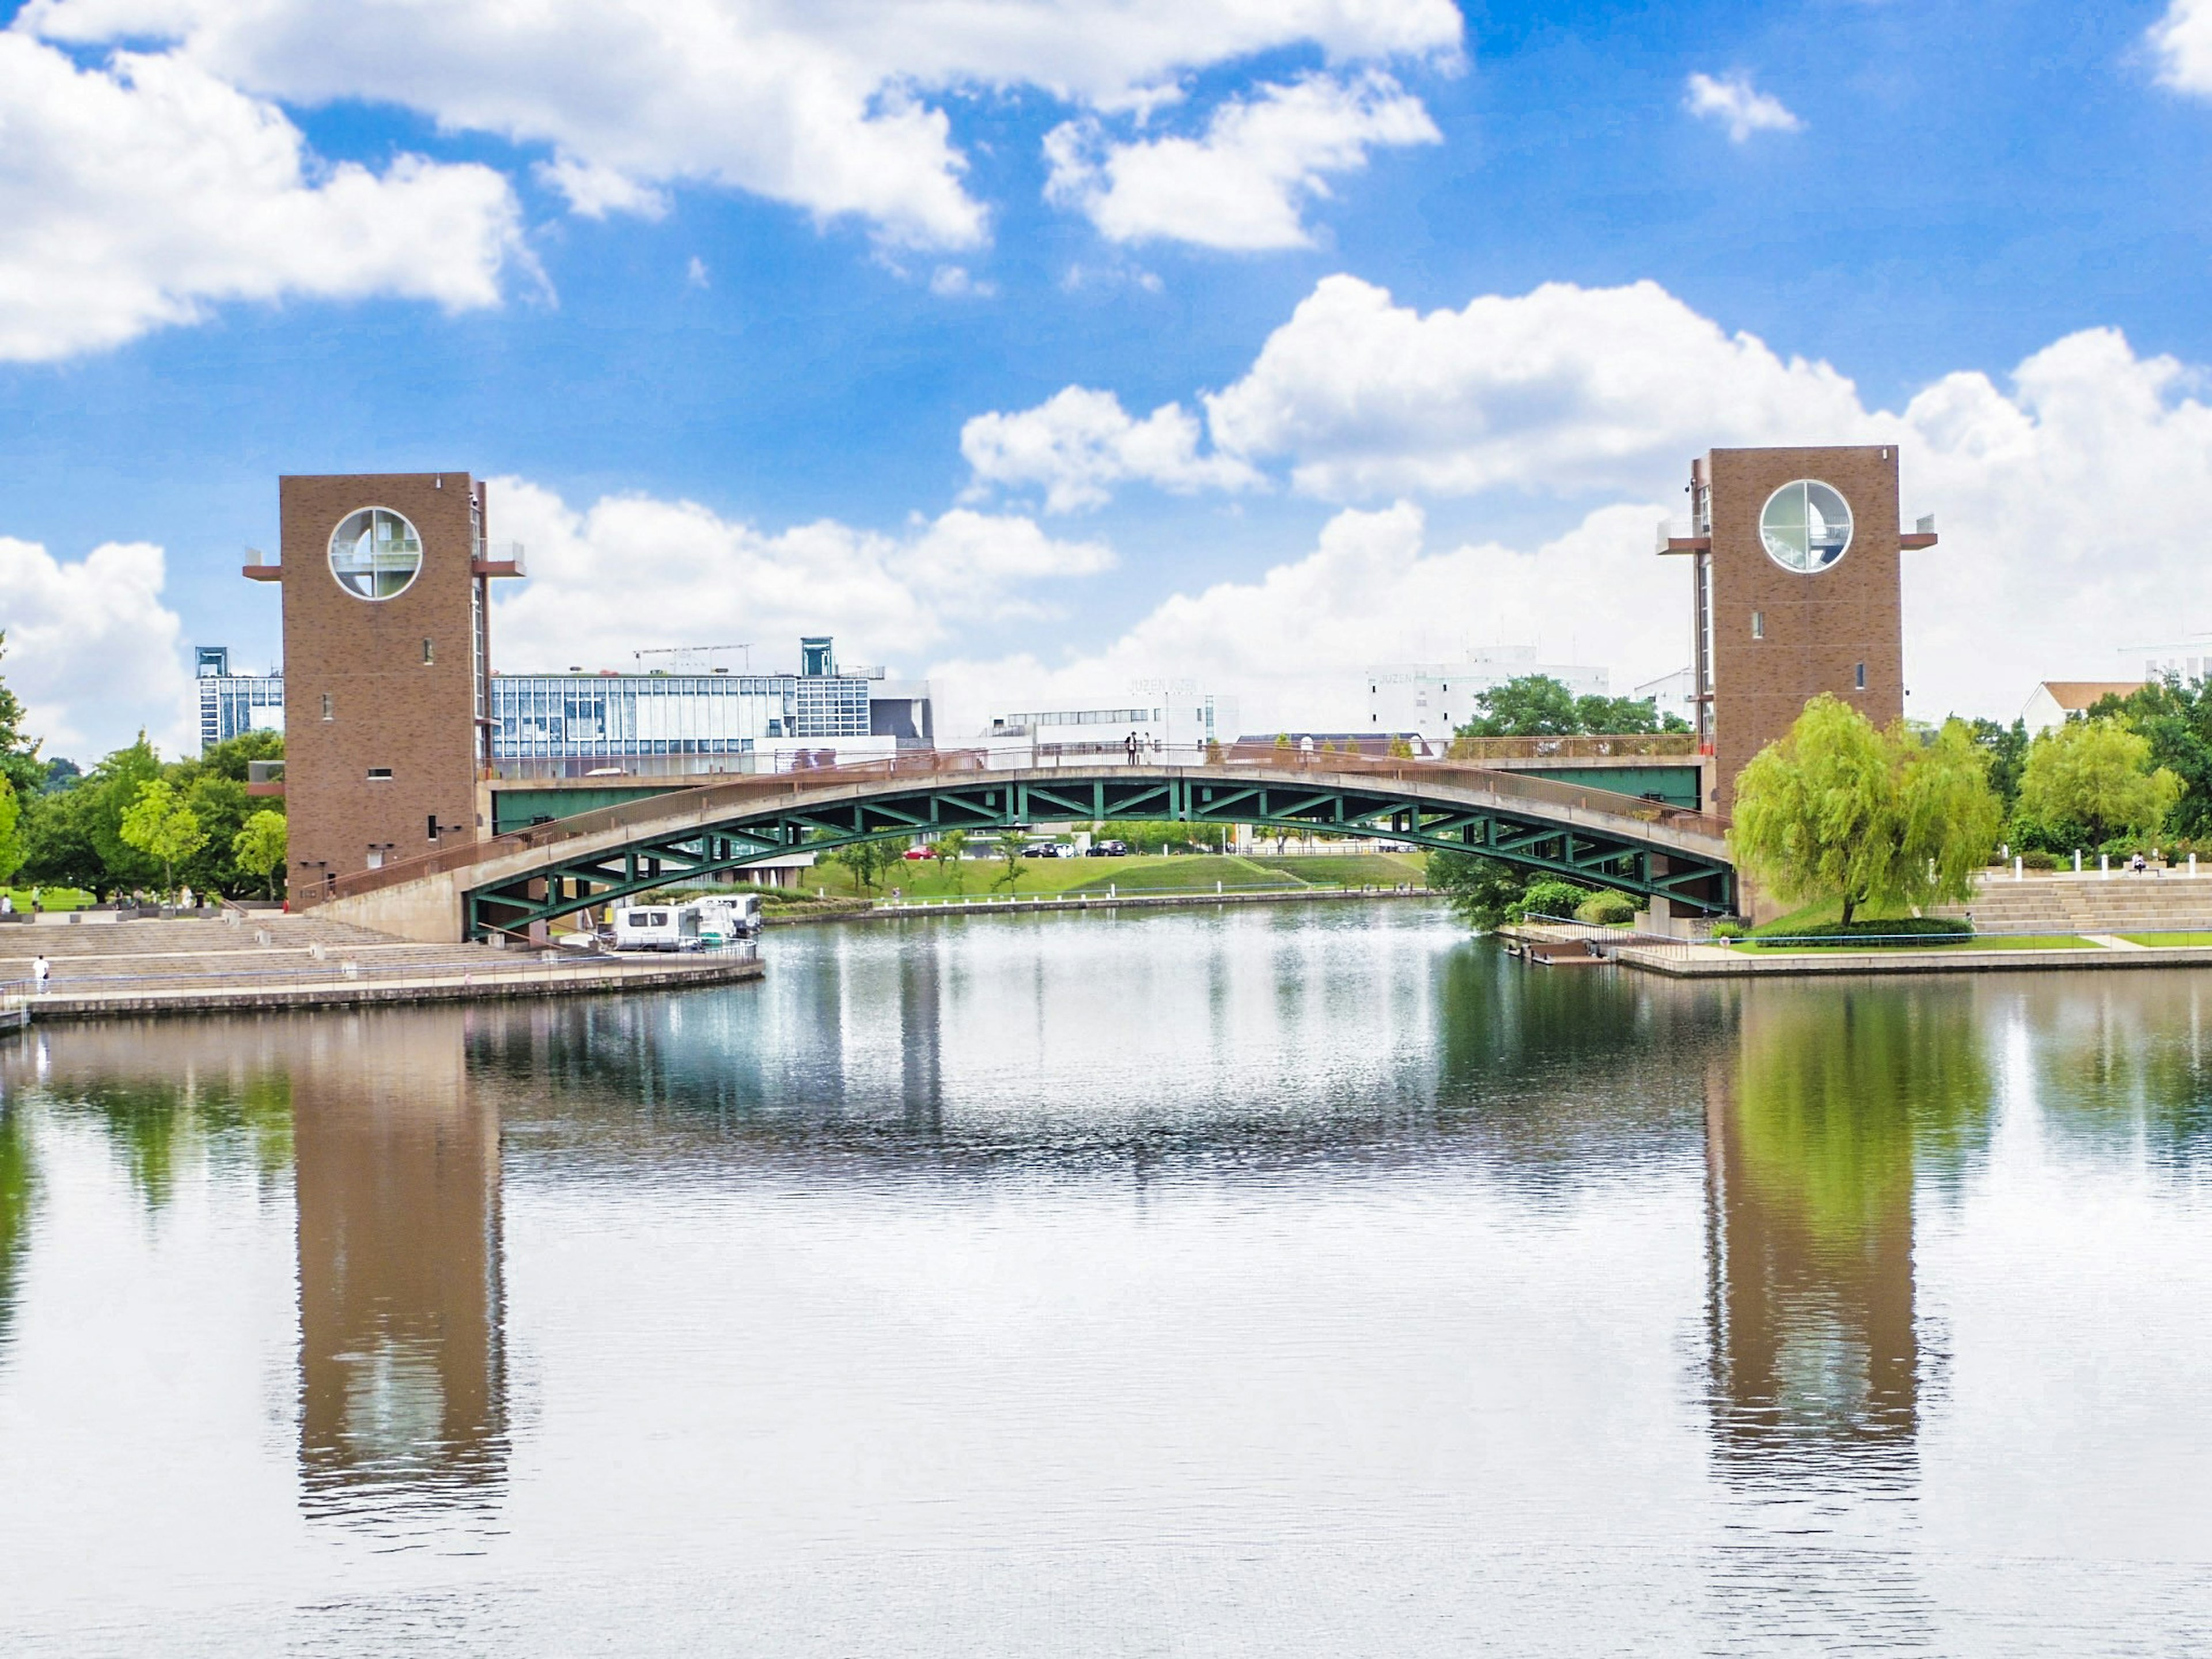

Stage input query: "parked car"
[
  {"left": 1022, "top": 842, "right": 1074, "bottom": 858},
  {"left": 903, "top": 846, "right": 933, "bottom": 860},
  {"left": 1085, "top": 840, "right": 1130, "bottom": 857}
]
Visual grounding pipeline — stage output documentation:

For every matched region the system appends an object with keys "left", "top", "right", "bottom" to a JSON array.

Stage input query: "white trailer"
[
  {"left": 609, "top": 905, "right": 701, "bottom": 952},
  {"left": 686, "top": 894, "right": 763, "bottom": 944}
]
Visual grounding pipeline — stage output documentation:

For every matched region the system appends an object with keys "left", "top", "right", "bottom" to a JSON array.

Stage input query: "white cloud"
[
  {"left": 1044, "top": 70, "right": 1440, "bottom": 249},
  {"left": 0, "top": 33, "right": 523, "bottom": 361},
  {"left": 536, "top": 152, "right": 669, "bottom": 221},
  {"left": 21, "top": 0, "right": 1463, "bottom": 251},
  {"left": 959, "top": 275, "right": 2212, "bottom": 724},
  {"left": 961, "top": 387, "right": 1264, "bottom": 512},
  {"left": 1683, "top": 71, "right": 1804, "bottom": 142},
  {"left": 927, "top": 502, "right": 1683, "bottom": 737},
  {"left": 685, "top": 256, "right": 711, "bottom": 290},
  {"left": 485, "top": 480, "right": 1112, "bottom": 677},
  {"left": 929, "top": 264, "right": 998, "bottom": 299},
  {"left": 1202, "top": 275, "right": 1870, "bottom": 499},
  {"left": 0, "top": 536, "right": 195, "bottom": 759},
  {"left": 2150, "top": 0, "right": 2212, "bottom": 92}
]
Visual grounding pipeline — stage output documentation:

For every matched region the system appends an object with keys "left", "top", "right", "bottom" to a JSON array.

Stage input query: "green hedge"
[{"left": 1750, "top": 917, "right": 1972, "bottom": 945}]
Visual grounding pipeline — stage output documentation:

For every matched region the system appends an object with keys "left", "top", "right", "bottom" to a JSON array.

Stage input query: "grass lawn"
[
  {"left": 2, "top": 886, "right": 94, "bottom": 912},
  {"left": 2116, "top": 933, "right": 2212, "bottom": 948},
  {"left": 1065, "top": 854, "right": 1300, "bottom": 895},
  {"left": 1243, "top": 853, "right": 1427, "bottom": 887},
  {"left": 1731, "top": 933, "right": 2099, "bottom": 954}
]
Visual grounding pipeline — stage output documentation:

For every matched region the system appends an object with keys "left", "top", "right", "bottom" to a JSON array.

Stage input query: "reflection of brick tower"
[
  {"left": 249, "top": 473, "right": 521, "bottom": 903},
  {"left": 295, "top": 1009, "right": 506, "bottom": 1517},
  {"left": 1662, "top": 447, "right": 1936, "bottom": 814}
]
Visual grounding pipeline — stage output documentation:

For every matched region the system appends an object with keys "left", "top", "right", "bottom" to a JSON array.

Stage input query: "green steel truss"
[{"left": 466, "top": 772, "right": 1733, "bottom": 937}]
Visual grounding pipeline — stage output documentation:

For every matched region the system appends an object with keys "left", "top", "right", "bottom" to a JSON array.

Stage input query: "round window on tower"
[
  {"left": 328, "top": 507, "right": 424, "bottom": 600},
  {"left": 1758, "top": 480, "right": 1853, "bottom": 573}
]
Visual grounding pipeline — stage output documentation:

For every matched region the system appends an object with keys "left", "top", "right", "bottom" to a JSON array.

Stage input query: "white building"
[
  {"left": 986, "top": 691, "right": 1238, "bottom": 755},
  {"left": 2126, "top": 637, "right": 2212, "bottom": 685},
  {"left": 2021, "top": 680, "right": 2146, "bottom": 736},
  {"left": 1633, "top": 666, "right": 1698, "bottom": 730},
  {"left": 1365, "top": 648, "right": 1609, "bottom": 743}
]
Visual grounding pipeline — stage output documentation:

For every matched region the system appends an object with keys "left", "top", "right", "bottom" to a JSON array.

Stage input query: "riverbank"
[
  {"left": 0, "top": 914, "right": 761, "bottom": 1025},
  {"left": 1501, "top": 921, "right": 2212, "bottom": 978},
  {"left": 768, "top": 884, "right": 1434, "bottom": 926}
]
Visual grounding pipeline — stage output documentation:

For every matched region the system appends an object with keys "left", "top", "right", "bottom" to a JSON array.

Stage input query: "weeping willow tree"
[{"left": 1730, "top": 696, "right": 2002, "bottom": 926}]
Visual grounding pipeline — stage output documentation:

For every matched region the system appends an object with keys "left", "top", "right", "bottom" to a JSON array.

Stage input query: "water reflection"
[
  {"left": 1705, "top": 984, "right": 1993, "bottom": 1478},
  {"left": 0, "top": 1094, "right": 31, "bottom": 1357},
  {"left": 294, "top": 1012, "right": 507, "bottom": 1528},
  {"left": 2020, "top": 976, "right": 2212, "bottom": 1164}
]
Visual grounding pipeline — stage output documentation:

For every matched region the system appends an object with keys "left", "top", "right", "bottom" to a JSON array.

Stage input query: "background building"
[
  {"left": 195, "top": 646, "right": 284, "bottom": 751},
  {"left": 985, "top": 692, "right": 1237, "bottom": 753},
  {"left": 1633, "top": 667, "right": 1698, "bottom": 730},
  {"left": 1365, "top": 649, "right": 1609, "bottom": 743},
  {"left": 2021, "top": 679, "right": 2145, "bottom": 735}
]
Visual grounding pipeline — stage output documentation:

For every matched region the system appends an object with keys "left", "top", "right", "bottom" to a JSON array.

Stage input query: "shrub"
[
  {"left": 1709, "top": 921, "right": 1745, "bottom": 940},
  {"left": 1509, "top": 878, "right": 1592, "bottom": 921},
  {"left": 1574, "top": 889, "right": 1637, "bottom": 925},
  {"left": 2021, "top": 850, "right": 2057, "bottom": 871}
]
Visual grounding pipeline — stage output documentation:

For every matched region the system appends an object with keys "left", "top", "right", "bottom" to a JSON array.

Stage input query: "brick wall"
[
  {"left": 1705, "top": 446, "right": 1906, "bottom": 813},
  {"left": 278, "top": 473, "right": 486, "bottom": 902}
]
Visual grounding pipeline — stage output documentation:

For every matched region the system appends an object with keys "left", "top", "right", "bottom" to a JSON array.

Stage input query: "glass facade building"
[
  {"left": 490, "top": 672, "right": 873, "bottom": 760},
  {"left": 196, "top": 647, "right": 285, "bottom": 751}
]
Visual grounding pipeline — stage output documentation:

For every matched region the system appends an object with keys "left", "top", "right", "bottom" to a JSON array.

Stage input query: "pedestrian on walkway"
[
  {"left": 1125, "top": 730, "right": 1139, "bottom": 766},
  {"left": 32, "top": 956, "right": 49, "bottom": 994}
]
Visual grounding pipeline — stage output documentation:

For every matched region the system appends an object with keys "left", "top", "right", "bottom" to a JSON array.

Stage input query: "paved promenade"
[{"left": 0, "top": 912, "right": 760, "bottom": 1022}]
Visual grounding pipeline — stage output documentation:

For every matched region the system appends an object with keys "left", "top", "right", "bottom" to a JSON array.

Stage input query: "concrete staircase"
[{"left": 1931, "top": 873, "right": 2212, "bottom": 935}]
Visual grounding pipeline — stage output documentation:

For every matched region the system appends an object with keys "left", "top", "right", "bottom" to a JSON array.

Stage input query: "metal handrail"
[{"left": 0, "top": 942, "right": 758, "bottom": 1000}]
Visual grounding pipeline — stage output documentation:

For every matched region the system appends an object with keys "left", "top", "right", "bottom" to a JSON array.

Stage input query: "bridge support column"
[{"left": 1637, "top": 855, "right": 1691, "bottom": 939}]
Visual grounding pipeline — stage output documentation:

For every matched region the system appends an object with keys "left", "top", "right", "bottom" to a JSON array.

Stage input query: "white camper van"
[
  {"left": 687, "top": 894, "right": 763, "bottom": 945},
  {"left": 609, "top": 904, "right": 701, "bottom": 952}
]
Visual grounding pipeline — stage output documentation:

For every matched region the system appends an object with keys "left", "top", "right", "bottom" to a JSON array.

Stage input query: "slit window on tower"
[
  {"left": 422, "top": 638, "right": 434, "bottom": 665},
  {"left": 1855, "top": 662, "right": 1868, "bottom": 690},
  {"left": 1751, "top": 611, "right": 1764, "bottom": 639},
  {"left": 320, "top": 693, "right": 334, "bottom": 721}
]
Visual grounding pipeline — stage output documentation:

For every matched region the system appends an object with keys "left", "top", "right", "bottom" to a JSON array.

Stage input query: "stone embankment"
[{"left": 0, "top": 912, "right": 759, "bottom": 1024}]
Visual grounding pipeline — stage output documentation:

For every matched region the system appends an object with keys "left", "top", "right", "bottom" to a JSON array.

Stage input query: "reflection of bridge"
[{"left": 321, "top": 747, "right": 1736, "bottom": 942}]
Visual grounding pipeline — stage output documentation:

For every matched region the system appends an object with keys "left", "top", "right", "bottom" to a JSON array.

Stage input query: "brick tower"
[
  {"left": 1662, "top": 446, "right": 1937, "bottom": 814},
  {"left": 249, "top": 473, "right": 521, "bottom": 903}
]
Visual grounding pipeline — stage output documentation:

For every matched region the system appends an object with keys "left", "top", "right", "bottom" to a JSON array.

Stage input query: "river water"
[{"left": 1, "top": 903, "right": 2209, "bottom": 1654}]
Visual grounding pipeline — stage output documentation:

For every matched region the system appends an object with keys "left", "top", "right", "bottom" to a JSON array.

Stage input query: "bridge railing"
[{"left": 326, "top": 745, "right": 1729, "bottom": 904}]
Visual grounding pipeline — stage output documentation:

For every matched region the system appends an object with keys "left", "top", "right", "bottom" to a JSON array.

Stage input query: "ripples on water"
[{"left": 1, "top": 902, "right": 2210, "bottom": 1654}]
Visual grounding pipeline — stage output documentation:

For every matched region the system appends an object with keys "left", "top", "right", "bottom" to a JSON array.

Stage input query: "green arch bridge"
[{"left": 318, "top": 749, "right": 1736, "bottom": 943}]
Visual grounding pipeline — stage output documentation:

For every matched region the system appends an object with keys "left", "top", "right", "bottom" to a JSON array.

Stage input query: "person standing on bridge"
[
  {"left": 1126, "top": 731, "right": 1140, "bottom": 766},
  {"left": 32, "top": 955, "right": 50, "bottom": 995}
]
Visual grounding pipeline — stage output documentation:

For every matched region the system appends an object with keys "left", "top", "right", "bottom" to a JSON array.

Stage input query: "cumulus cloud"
[
  {"left": 926, "top": 502, "right": 1683, "bottom": 737},
  {"left": 0, "top": 536, "right": 195, "bottom": 759},
  {"left": 21, "top": 0, "right": 1462, "bottom": 251},
  {"left": 0, "top": 33, "right": 523, "bottom": 361},
  {"left": 486, "top": 480, "right": 1112, "bottom": 677},
  {"left": 961, "top": 387, "right": 1263, "bottom": 512},
  {"left": 959, "top": 274, "right": 2212, "bottom": 723},
  {"left": 1204, "top": 275, "right": 1870, "bottom": 499},
  {"left": 1683, "top": 71, "right": 1804, "bottom": 142},
  {"left": 1044, "top": 70, "right": 1441, "bottom": 249},
  {"left": 2150, "top": 0, "right": 2212, "bottom": 92}
]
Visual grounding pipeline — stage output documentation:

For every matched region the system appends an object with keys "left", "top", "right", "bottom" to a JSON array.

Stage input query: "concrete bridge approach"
[{"left": 316, "top": 747, "right": 1737, "bottom": 944}]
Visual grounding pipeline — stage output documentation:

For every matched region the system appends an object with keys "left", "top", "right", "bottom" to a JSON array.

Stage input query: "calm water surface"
[{"left": 2, "top": 903, "right": 2210, "bottom": 1654}]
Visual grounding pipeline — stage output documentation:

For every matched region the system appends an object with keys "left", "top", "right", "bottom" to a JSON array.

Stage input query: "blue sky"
[{"left": 4, "top": 0, "right": 2212, "bottom": 756}]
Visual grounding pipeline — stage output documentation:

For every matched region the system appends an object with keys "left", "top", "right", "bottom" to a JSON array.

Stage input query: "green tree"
[
  {"left": 85, "top": 736, "right": 164, "bottom": 893},
  {"left": 1458, "top": 675, "right": 1684, "bottom": 739},
  {"left": 1730, "top": 696, "right": 2001, "bottom": 927},
  {"left": 118, "top": 779, "right": 209, "bottom": 898},
  {"left": 2081, "top": 678, "right": 2212, "bottom": 839},
  {"left": 232, "top": 809, "right": 288, "bottom": 899},
  {"left": 1426, "top": 850, "right": 1531, "bottom": 930},
  {"left": 1967, "top": 717, "right": 2031, "bottom": 810},
  {"left": 0, "top": 779, "right": 24, "bottom": 887},
  {"left": 16, "top": 779, "right": 102, "bottom": 892},
  {"left": 929, "top": 829, "right": 968, "bottom": 892},
  {"left": 2016, "top": 716, "right": 2184, "bottom": 849},
  {"left": 828, "top": 836, "right": 903, "bottom": 893},
  {"left": 992, "top": 838, "right": 1028, "bottom": 893},
  {"left": 0, "top": 633, "right": 45, "bottom": 800}
]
